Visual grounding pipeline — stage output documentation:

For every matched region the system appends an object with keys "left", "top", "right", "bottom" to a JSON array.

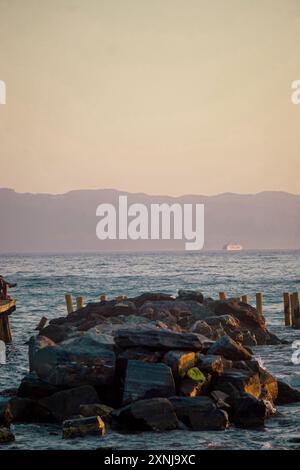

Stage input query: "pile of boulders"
[{"left": 1, "top": 290, "right": 300, "bottom": 442}]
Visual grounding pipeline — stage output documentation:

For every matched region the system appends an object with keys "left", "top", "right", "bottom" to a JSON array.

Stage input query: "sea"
[{"left": 0, "top": 250, "right": 300, "bottom": 450}]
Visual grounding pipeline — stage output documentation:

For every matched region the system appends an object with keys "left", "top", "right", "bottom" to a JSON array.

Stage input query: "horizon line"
[{"left": 1, "top": 187, "right": 300, "bottom": 199}]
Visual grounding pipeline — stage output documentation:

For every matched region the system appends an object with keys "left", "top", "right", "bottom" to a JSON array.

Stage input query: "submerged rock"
[
  {"left": 112, "top": 398, "right": 179, "bottom": 432},
  {"left": 0, "top": 426, "right": 15, "bottom": 443},
  {"left": 62, "top": 416, "right": 106, "bottom": 439}
]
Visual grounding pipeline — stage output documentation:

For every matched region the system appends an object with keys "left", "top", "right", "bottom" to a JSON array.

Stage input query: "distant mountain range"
[{"left": 0, "top": 188, "right": 299, "bottom": 252}]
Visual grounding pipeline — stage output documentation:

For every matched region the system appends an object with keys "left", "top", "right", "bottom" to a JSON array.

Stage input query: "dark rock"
[
  {"left": 118, "top": 348, "right": 163, "bottom": 363},
  {"left": 39, "top": 324, "right": 74, "bottom": 343},
  {"left": 7, "top": 397, "right": 53, "bottom": 423},
  {"left": 63, "top": 416, "right": 106, "bottom": 438},
  {"left": 39, "top": 385, "right": 100, "bottom": 422},
  {"left": 79, "top": 404, "right": 114, "bottom": 422},
  {"left": 197, "top": 355, "right": 224, "bottom": 375},
  {"left": 0, "top": 398, "right": 12, "bottom": 426},
  {"left": 177, "top": 290, "right": 204, "bottom": 303},
  {"left": 133, "top": 293, "right": 176, "bottom": 306},
  {"left": 17, "top": 372, "right": 58, "bottom": 400},
  {"left": 122, "top": 360, "right": 176, "bottom": 404},
  {"left": 207, "top": 336, "right": 252, "bottom": 361},
  {"left": 205, "top": 315, "right": 240, "bottom": 330},
  {"left": 259, "top": 368, "right": 278, "bottom": 403},
  {"left": 169, "top": 396, "right": 228, "bottom": 430},
  {"left": 0, "top": 426, "right": 15, "bottom": 443},
  {"left": 28, "top": 335, "right": 56, "bottom": 372},
  {"left": 190, "top": 321, "right": 213, "bottom": 338},
  {"left": 214, "top": 368, "right": 262, "bottom": 399},
  {"left": 179, "top": 377, "right": 204, "bottom": 397},
  {"left": 112, "top": 398, "right": 178, "bottom": 432},
  {"left": 214, "top": 300, "right": 265, "bottom": 329},
  {"left": 115, "top": 328, "right": 212, "bottom": 351},
  {"left": 275, "top": 380, "right": 300, "bottom": 405},
  {"left": 33, "top": 333, "right": 116, "bottom": 387},
  {"left": 163, "top": 351, "right": 196, "bottom": 379},
  {"left": 229, "top": 393, "right": 267, "bottom": 428}
]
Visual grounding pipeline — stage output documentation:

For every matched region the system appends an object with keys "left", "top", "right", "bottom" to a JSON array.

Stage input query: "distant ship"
[{"left": 223, "top": 242, "right": 243, "bottom": 251}]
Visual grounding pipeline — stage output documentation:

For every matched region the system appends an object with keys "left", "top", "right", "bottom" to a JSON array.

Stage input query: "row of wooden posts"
[{"left": 64, "top": 291, "right": 300, "bottom": 329}]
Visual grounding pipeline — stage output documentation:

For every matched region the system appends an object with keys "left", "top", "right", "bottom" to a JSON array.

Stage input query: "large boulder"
[
  {"left": 79, "top": 404, "right": 114, "bottom": 422},
  {"left": 115, "top": 328, "right": 212, "bottom": 351},
  {"left": 17, "top": 372, "right": 58, "bottom": 400},
  {"left": 197, "top": 355, "right": 224, "bottom": 375},
  {"left": 6, "top": 397, "right": 53, "bottom": 423},
  {"left": 112, "top": 398, "right": 179, "bottom": 432},
  {"left": 118, "top": 348, "right": 163, "bottom": 363},
  {"left": 228, "top": 393, "right": 267, "bottom": 428},
  {"left": 162, "top": 351, "right": 196, "bottom": 379},
  {"left": 169, "top": 396, "right": 228, "bottom": 430},
  {"left": 213, "top": 368, "right": 262, "bottom": 399},
  {"left": 33, "top": 334, "right": 116, "bottom": 388},
  {"left": 213, "top": 300, "right": 265, "bottom": 329},
  {"left": 207, "top": 336, "right": 252, "bottom": 361},
  {"left": 122, "top": 360, "right": 176, "bottom": 404},
  {"left": 190, "top": 321, "right": 214, "bottom": 338},
  {"left": 39, "top": 385, "right": 100, "bottom": 422},
  {"left": 28, "top": 335, "right": 56, "bottom": 372},
  {"left": 275, "top": 380, "right": 300, "bottom": 405}
]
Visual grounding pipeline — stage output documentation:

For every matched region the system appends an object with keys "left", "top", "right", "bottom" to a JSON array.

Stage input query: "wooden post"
[
  {"left": 256, "top": 292, "right": 263, "bottom": 315},
  {"left": 65, "top": 294, "right": 73, "bottom": 314},
  {"left": 241, "top": 295, "right": 248, "bottom": 304},
  {"left": 76, "top": 296, "right": 84, "bottom": 310},
  {"left": 219, "top": 292, "right": 226, "bottom": 300},
  {"left": 291, "top": 293, "right": 295, "bottom": 326},
  {"left": 283, "top": 292, "right": 292, "bottom": 326},
  {"left": 292, "top": 292, "right": 300, "bottom": 329},
  {"left": 100, "top": 294, "right": 108, "bottom": 302},
  {"left": 2, "top": 315, "right": 12, "bottom": 343}
]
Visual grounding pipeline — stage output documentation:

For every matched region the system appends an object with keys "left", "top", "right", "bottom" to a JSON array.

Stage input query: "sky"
[{"left": 0, "top": 0, "right": 300, "bottom": 196}]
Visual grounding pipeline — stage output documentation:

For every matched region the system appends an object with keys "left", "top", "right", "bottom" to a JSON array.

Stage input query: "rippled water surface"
[{"left": 1, "top": 250, "right": 300, "bottom": 449}]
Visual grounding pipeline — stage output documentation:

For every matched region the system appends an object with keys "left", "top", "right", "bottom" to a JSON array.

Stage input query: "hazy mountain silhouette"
[{"left": 0, "top": 188, "right": 299, "bottom": 253}]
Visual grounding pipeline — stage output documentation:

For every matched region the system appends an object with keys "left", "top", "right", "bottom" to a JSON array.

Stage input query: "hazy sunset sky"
[{"left": 0, "top": 0, "right": 300, "bottom": 196}]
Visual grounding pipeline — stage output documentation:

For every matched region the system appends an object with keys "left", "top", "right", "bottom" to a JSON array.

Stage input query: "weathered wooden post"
[
  {"left": 256, "top": 292, "right": 263, "bottom": 315},
  {"left": 291, "top": 293, "right": 295, "bottom": 326},
  {"left": 241, "top": 295, "right": 248, "bottom": 304},
  {"left": 0, "top": 299, "right": 16, "bottom": 343},
  {"left": 219, "top": 292, "right": 226, "bottom": 300},
  {"left": 292, "top": 292, "right": 300, "bottom": 329},
  {"left": 283, "top": 292, "right": 292, "bottom": 326},
  {"left": 65, "top": 294, "right": 73, "bottom": 314},
  {"left": 100, "top": 294, "right": 108, "bottom": 302},
  {"left": 76, "top": 296, "right": 84, "bottom": 310},
  {"left": 1, "top": 315, "right": 12, "bottom": 343}
]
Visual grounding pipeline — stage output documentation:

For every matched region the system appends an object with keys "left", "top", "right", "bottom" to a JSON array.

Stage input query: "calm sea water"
[{"left": 1, "top": 250, "right": 300, "bottom": 450}]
